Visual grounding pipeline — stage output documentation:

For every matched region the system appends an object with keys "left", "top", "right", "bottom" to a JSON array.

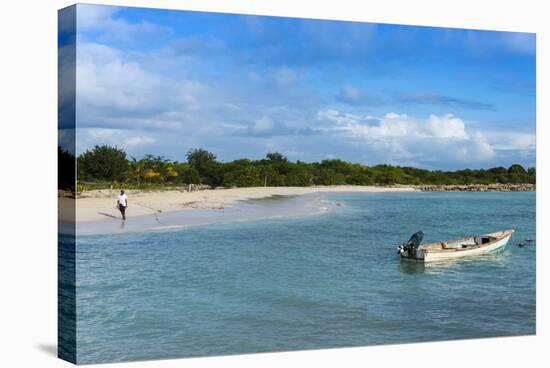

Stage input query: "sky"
[{"left": 67, "top": 4, "right": 536, "bottom": 170}]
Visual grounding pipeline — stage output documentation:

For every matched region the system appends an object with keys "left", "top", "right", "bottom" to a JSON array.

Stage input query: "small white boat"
[{"left": 397, "top": 229, "right": 514, "bottom": 262}]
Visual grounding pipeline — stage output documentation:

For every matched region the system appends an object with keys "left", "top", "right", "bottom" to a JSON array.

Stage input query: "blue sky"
[{"left": 70, "top": 4, "right": 536, "bottom": 170}]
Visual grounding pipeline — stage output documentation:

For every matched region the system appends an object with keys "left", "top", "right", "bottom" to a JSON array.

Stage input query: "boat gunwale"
[{"left": 421, "top": 230, "right": 514, "bottom": 254}]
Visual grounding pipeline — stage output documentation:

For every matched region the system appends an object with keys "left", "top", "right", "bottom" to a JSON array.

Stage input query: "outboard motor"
[{"left": 397, "top": 231, "right": 424, "bottom": 256}]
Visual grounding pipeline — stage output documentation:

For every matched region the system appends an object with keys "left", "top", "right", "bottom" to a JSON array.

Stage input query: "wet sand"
[{"left": 59, "top": 186, "right": 417, "bottom": 235}]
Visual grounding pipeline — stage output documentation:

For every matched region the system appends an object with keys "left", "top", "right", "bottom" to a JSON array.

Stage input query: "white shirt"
[{"left": 117, "top": 194, "right": 127, "bottom": 207}]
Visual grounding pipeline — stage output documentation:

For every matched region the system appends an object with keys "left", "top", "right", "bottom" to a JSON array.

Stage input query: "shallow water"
[
  {"left": 75, "top": 194, "right": 337, "bottom": 235},
  {"left": 67, "top": 191, "right": 536, "bottom": 364}
]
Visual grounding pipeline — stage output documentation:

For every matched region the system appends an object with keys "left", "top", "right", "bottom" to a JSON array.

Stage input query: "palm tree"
[
  {"left": 158, "top": 162, "right": 178, "bottom": 183},
  {"left": 128, "top": 157, "right": 146, "bottom": 187}
]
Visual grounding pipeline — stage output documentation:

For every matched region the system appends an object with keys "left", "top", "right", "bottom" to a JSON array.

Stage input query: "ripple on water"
[{"left": 71, "top": 191, "right": 535, "bottom": 363}]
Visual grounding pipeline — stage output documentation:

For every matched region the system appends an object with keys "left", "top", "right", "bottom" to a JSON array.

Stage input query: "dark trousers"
[{"left": 118, "top": 204, "right": 127, "bottom": 220}]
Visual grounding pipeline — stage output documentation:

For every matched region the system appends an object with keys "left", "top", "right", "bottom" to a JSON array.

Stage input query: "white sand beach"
[{"left": 65, "top": 186, "right": 416, "bottom": 223}]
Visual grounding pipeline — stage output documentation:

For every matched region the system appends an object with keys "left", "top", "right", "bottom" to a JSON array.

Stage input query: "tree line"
[{"left": 58, "top": 145, "right": 536, "bottom": 191}]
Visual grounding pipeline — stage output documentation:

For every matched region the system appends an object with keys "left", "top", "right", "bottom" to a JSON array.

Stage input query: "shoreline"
[
  {"left": 59, "top": 183, "right": 535, "bottom": 225},
  {"left": 60, "top": 185, "right": 417, "bottom": 224},
  {"left": 57, "top": 184, "right": 536, "bottom": 236}
]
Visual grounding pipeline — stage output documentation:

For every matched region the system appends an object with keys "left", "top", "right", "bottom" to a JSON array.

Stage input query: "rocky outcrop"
[{"left": 416, "top": 183, "right": 535, "bottom": 192}]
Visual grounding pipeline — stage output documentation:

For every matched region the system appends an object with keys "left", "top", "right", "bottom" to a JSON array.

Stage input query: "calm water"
[{"left": 68, "top": 191, "right": 536, "bottom": 364}]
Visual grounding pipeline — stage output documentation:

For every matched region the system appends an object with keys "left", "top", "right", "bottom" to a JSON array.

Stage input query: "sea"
[{"left": 60, "top": 191, "right": 536, "bottom": 364}]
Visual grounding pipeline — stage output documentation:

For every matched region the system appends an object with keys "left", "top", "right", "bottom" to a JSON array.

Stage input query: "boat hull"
[{"left": 400, "top": 230, "right": 514, "bottom": 263}]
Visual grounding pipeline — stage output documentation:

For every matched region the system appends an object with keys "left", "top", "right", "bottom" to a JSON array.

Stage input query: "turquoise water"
[{"left": 70, "top": 192, "right": 535, "bottom": 364}]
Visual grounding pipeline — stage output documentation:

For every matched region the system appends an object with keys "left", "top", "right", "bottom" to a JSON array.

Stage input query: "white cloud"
[
  {"left": 341, "top": 85, "right": 362, "bottom": 101},
  {"left": 317, "top": 109, "right": 496, "bottom": 164},
  {"left": 76, "top": 5, "right": 118, "bottom": 30},
  {"left": 426, "top": 114, "right": 468, "bottom": 139},
  {"left": 253, "top": 116, "right": 274, "bottom": 133},
  {"left": 75, "top": 39, "right": 323, "bottom": 155},
  {"left": 78, "top": 128, "right": 156, "bottom": 152},
  {"left": 487, "top": 132, "right": 536, "bottom": 151},
  {"left": 77, "top": 42, "right": 121, "bottom": 64},
  {"left": 125, "top": 136, "right": 157, "bottom": 147},
  {"left": 71, "top": 12, "right": 533, "bottom": 169},
  {"left": 454, "top": 131, "right": 495, "bottom": 161},
  {"left": 335, "top": 85, "right": 384, "bottom": 106},
  {"left": 76, "top": 42, "right": 210, "bottom": 130},
  {"left": 271, "top": 66, "right": 298, "bottom": 87},
  {"left": 77, "top": 4, "right": 167, "bottom": 43},
  {"left": 74, "top": 40, "right": 261, "bottom": 157}
]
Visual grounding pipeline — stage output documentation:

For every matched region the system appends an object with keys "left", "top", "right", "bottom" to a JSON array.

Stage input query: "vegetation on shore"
[{"left": 58, "top": 145, "right": 536, "bottom": 192}]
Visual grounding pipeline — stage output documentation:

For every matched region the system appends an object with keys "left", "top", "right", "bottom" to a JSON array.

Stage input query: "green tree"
[
  {"left": 186, "top": 148, "right": 217, "bottom": 174},
  {"left": 256, "top": 164, "right": 284, "bottom": 186},
  {"left": 137, "top": 155, "right": 178, "bottom": 183},
  {"left": 179, "top": 167, "right": 201, "bottom": 184},
  {"left": 128, "top": 157, "right": 146, "bottom": 186},
  {"left": 346, "top": 172, "right": 374, "bottom": 185},
  {"left": 527, "top": 167, "right": 536, "bottom": 184},
  {"left": 314, "top": 168, "right": 346, "bottom": 185},
  {"left": 508, "top": 164, "right": 527, "bottom": 175},
  {"left": 372, "top": 165, "right": 405, "bottom": 185},
  {"left": 223, "top": 160, "right": 262, "bottom": 187},
  {"left": 78, "top": 145, "right": 128, "bottom": 182},
  {"left": 76, "top": 145, "right": 536, "bottom": 189},
  {"left": 486, "top": 167, "right": 509, "bottom": 184},
  {"left": 58, "top": 147, "right": 75, "bottom": 191},
  {"left": 266, "top": 152, "right": 288, "bottom": 163},
  {"left": 285, "top": 163, "right": 314, "bottom": 186},
  {"left": 508, "top": 164, "right": 527, "bottom": 184},
  {"left": 260, "top": 152, "right": 291, "bottom": 179},
  {"left": 186, "top": 148, "right": 221, "bottom": 186}
]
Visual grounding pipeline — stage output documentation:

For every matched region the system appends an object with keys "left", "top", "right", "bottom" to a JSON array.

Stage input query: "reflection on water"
[
  {"left": 399, "top": 246, "right": 514, "bottom": 275},
  {"left": 399, "top": 260, "right": 426, "bottom": 274}
]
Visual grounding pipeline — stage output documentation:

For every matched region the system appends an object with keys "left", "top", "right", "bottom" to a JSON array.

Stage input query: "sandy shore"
[{"left": 62, "top": 185, "right": 417, "bottom": 223}]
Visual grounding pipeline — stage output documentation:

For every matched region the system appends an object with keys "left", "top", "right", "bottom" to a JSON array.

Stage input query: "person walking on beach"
[{"left": 117, "top": 190, "right": 128, "bottom": 220}]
